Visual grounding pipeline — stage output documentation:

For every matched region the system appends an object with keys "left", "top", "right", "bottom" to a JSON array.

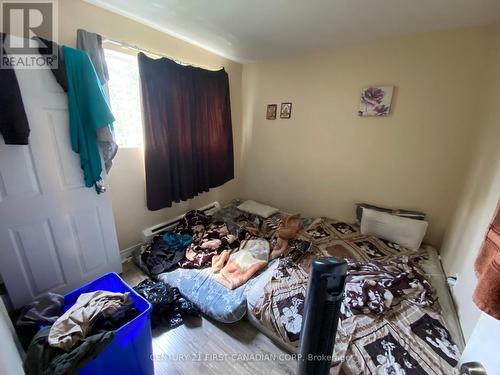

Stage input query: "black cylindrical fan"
[{"left": 297, "top": 257, "right": 348, "bottom": 375}]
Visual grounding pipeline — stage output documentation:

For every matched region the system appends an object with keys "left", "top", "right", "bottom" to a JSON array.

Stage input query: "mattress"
[
  {"left": 156, "top": 200, "right": 313, "bottom": 323},
  {"left": 419, "top": 246, "right": 465, "bottom": 350},
  {"left": 155, "top": 200, "right": 279, "bottom": 323},
  {"left": 157, "top": 266, "right": 253, "bottom": 323},
  {"left": 245, "top": 217, "right": 465, "bottom": 374},
  {"left": 246, "top": 246, "right": 465, "bottom": 350},
  {"left": 155, "top": 201, "right": 465, "bottom": 373}
]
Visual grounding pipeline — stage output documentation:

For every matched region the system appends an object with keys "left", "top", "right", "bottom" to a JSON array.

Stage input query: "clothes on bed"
[
  {"left": 138, "top": 234, "right": 190, "bottom": 277},
  {"left": 48, "top": 291, "right": 131, "bottom": 351},
  {"left": 174, "top": 210, "right": 212, "bottom": 238},
  {"left": 163, "top": 232, "right": 193, "bottom": 252},
  {"left": 179, "top": 222, "right": 239, "bottom": 269},
  {"left": 214, "top": 238, "right": 270, "bottom": 290}
]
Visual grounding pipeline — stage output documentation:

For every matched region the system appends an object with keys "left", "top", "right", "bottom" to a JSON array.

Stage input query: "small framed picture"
[
  {"left": 358, "top": 86, "right": 394, "bottom": 117},
  {"left": 280, "top": 102, "right": 292, "bottom": 119},
  {"left": 266, "top": 104, "right": 277, "bottom": 120}
]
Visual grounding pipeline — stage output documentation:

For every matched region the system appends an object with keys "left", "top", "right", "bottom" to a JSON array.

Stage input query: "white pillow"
[
  {"left": 237, "top": 200, "right": 279, "bottom": 218},
  {"left": 360, "top": 208, "right": 428, "bottom": 251}
]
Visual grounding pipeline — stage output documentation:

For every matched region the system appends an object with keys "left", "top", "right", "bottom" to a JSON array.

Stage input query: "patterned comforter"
[{"left": 247, "top": 217, "right": 461, "bottom": 374}]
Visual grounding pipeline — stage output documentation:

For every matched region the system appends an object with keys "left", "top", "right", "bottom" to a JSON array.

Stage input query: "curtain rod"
[{"left": 102, "top": 36, "right": 223, "bottom": 71}]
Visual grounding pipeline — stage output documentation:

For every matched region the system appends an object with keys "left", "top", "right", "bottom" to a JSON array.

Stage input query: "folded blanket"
[
  {"left": 215, "top": 239, "right": 270, "bottom": 289},
  {"left": 343, "top": 257, "right": 436, "bottom": 317}
]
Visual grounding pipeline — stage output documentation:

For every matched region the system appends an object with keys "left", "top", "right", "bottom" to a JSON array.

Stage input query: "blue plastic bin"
[{"left": 63, "top": 272, "right": 154, "bottom": 375}]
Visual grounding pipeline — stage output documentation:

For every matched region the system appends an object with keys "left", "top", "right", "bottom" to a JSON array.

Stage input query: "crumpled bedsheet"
[{"left": 342, "top": 257, "right": 436, "bottom": 317}]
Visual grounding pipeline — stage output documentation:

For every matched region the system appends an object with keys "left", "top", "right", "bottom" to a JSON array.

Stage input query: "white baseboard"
[{"left": 120, "top": 243, "right": 142, "bottom": 263}]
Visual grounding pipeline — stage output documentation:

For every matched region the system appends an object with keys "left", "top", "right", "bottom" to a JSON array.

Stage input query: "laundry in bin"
[
  {"left": 23, "top": 286, "right": 141, "bottom": 375},
  {"left": 48, "top": 290, "right": 132, "bottom": 351}
]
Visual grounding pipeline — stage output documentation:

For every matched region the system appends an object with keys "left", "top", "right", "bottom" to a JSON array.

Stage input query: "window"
[{"left": 104, "top": 48, "right": 143, "bottom": 148}]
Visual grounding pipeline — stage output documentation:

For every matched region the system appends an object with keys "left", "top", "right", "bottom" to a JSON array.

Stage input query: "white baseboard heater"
[{"left": 141, "top": 201, "right": 221, "bottom": 243}]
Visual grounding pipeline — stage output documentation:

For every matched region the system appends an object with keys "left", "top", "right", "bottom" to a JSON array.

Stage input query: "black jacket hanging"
[{"left": 0, "top": 33, "right": 30, "bottom": 145}]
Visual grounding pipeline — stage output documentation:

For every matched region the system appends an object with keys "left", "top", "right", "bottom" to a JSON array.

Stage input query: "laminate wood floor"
[{"left": 121, "top": 261, "right": 298, "bottom": 375}]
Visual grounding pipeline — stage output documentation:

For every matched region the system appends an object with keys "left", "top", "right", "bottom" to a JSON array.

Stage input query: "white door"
[{"left": 0, "top": 37, "right": 122, "bottom": 308}]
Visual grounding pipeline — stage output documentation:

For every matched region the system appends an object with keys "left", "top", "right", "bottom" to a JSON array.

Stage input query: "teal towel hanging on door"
[{"left": 63, "top": 45, "right": 114, "bottom": 189}]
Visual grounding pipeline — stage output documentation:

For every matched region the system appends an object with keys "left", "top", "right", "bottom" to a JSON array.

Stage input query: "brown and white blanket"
[
  {"left": 343, "top": 257, "right": 436, "bottom": 317},
  {"left": 249, "top": 217, "right": 460, "bottom": 374},
  {"left": 173, "top": 210, "right": 241, "bottom": 269}
]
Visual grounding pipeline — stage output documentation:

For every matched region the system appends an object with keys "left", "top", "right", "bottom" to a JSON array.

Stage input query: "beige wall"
[
  {"left": 240, "top": 26, "right": 498, "bottom": 248},
  {"left": 440, "top": 27, "right": 500, "bottom": 340},
  {"left": 57, "top": 0, "right": 243, "bottom": 250}
]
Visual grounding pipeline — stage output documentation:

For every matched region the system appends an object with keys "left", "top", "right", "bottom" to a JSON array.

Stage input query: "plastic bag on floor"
[{"left": 133, "top": 279, "right": 200, "bottom": 329}]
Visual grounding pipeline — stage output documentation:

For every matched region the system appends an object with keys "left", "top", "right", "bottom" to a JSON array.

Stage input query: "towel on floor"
[
  {"left": 473, "top": 201, "right": 500, "bottom": 320},
  {"left": 215, "top": 238, "right": 270, "bottom": 289}
]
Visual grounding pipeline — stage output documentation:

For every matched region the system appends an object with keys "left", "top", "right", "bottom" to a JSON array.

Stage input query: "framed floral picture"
[
  {"left": 266, "top": 104, "right": 277, "bottom": 120},
  {"left": 358, "top": 86, "right": 394, "bottom": 117},
  {"left": 280, "top": 102, "right": 292, "bottom": 119}
]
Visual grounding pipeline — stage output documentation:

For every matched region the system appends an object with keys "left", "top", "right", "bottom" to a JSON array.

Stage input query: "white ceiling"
[{"left": 86, "top": 0, "right": 500, "bottom": 62}]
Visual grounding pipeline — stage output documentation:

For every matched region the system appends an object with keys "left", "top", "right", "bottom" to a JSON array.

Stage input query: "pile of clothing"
[
  {"left": 136, "top": 232, "right": 192, "bottom": 277},
  {"left": 133, "top": 279, "right": 200, "bottom": 329},
  {"left": 18, "top": 291, "right": 137, "bottom": 375},
  {"left": 136, "top": 209, "right": 311, "bottom": 290}
]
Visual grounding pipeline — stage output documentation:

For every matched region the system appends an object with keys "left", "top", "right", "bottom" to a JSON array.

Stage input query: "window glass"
[{"left": 104, "top": 48, "right": 143, "bottom": 148}]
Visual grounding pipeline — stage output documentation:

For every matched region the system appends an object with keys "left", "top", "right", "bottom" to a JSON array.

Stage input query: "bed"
[
  {"left": 156, "top": 200, "right": 314, "bottom": 323},
  {"left": 155, "top": 200, "right": 464, "bottom": 374}
]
